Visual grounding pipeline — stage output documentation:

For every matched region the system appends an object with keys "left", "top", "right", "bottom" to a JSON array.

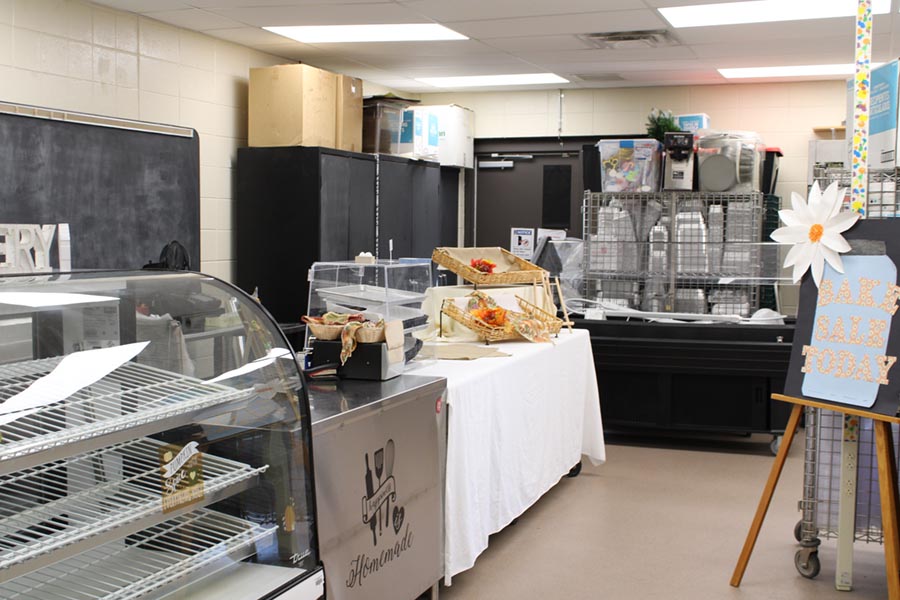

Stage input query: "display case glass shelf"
[
  {"left": 306, "top": 260, "right": 432, "bottom": 339},
  {"left": 0, "top": 359, "right": 251, "bottom": 474},
  {"left": 0, "top": 270, "right": 323, "bottom": 600}
]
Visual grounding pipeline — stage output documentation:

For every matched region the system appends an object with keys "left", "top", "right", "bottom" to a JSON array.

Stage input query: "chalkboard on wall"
[{"left": 0, "top": 110, "right": 200, "bottom": 270}]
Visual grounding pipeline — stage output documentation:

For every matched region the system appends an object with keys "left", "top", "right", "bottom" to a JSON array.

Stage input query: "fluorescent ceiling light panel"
[
  {"left": 417, "top": 73, "right": 569, "bottom": 88},
  {"left": 660, "top": 0, "right": 890, "bottom": 28},
  {"left": 264, "top": 24, "right": 467, "bottom": 43},
  {"left": 718, "top": 63, "right": 882, "bottom": 78}
]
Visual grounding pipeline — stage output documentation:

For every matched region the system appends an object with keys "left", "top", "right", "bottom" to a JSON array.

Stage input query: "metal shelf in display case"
[{"left": 0, "top": 270, "right": 324, "bottom": 600}]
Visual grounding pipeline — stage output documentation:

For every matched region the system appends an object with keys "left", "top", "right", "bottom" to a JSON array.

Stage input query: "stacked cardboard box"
[{"left": 249, "top": 63, "right": 363, "bottom": 152}]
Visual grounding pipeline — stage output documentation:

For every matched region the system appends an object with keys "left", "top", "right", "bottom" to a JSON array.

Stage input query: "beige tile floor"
[{"left": 439, "top": 432, "right": 890, "bottom": 600}]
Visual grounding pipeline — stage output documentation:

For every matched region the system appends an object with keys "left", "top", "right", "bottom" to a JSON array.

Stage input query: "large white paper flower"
[{"left": 770, "top": 181, "right": 859, "bottom": 287}]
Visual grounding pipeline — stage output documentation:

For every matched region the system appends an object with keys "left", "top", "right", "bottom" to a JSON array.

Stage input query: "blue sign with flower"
[{"left": 801, "top": 255, "right": 898, "bottom": 408}]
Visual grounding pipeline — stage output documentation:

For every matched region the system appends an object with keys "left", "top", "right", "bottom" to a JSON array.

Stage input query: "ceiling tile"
[
  {"left": 92, "top": 0, "right": 192, "bottom": 11},
  {"left": 481, "top": 35, "right": 594, "bottom": 52},
  {"left": 206, "top": 4, "right": 424, "bottom": 27},
  {"left": 450, "top": 10, "right": 667, "bottom": 39},
  {"left": 397, "top": 0, "right": 645, "bottom": 22},
  {"left": 203, "top": 26, "right": 308, "bottom": 46},
  {"left": 355, "top": 53, "right": 526, "bottom": 70},
  {"left": 187, "top": 0, "right": 387, "bottom": 6},
  {"left": 676, "top": 14, "right": 892, "bottom": 44},
  {"left": 305, "top": 39, "right": 499, "bottom": 57},
  {"left": 620, "top": 70, "right": 725, "bottom": 83},
  {"left": 144, "top": 9, "right": 246, "bottom": 30},
  {"left": 518, "top": 45, "right": 698, "bottom": 64},
  {"left": 642, "top": 0, "right": 748, "bottom": 7}
]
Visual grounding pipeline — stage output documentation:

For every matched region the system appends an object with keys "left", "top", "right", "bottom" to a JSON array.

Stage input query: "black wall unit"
[
  {"left": 378, "top": 155, "right": 442, "bottom": 258},
  {"left": 575, "top": 319, "right": 794, "bottom": 437},
  {"left": 0, "top": 110, "right": 199, "bottom": 269},
  {"left": 236, "top": 146, "right": 376, "bottom": 323},
  {"left": 439, "top": 167, "right": 460, "bottom": 247}
]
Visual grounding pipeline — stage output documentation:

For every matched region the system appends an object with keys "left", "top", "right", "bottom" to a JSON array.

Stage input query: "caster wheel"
[
  {"left": 794, "top": 520, "right": 803, "bottom": 543},
  {"left": 795, "top": 549, "right": 821, "bottom": 579},
  {"left": 567, "top": 461, "right": 582, "bottom": 478},
  {"left": 770, "top": 436, "right": 782, "bottom": 456}
]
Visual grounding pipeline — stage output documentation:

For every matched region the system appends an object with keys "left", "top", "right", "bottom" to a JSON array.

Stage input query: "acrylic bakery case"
[{"left": 0, "top": 270, "right": 324, "bottom": 600}]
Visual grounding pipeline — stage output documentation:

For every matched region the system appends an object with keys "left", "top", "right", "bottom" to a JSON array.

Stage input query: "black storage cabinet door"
[{"left": 236, "top": 146, "right": 376, "bottom": 323}]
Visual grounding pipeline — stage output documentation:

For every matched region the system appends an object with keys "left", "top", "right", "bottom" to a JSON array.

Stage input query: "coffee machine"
[{"left": 663, "top": 132, "right": 694, "bottom": 191}]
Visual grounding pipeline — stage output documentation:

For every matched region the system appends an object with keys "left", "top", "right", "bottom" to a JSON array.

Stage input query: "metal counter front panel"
[{"left": 311, "top": 377, "right": 445, "bottom": 600}]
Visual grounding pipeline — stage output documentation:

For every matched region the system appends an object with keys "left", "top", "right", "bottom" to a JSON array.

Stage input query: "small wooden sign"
[
  {"left": 784, "top": 220, "right": 900, "bottom": 417},
  {"left": 159, "top": 441, "right": 205, "bottom": 513}
]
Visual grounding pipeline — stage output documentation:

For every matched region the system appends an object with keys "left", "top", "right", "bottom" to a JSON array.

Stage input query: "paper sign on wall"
[{"left": 510, "top": 228, "right": 535, "bottom": 260}]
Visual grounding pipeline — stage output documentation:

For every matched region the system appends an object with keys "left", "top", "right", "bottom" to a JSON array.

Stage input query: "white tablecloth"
[{"left": 411, "top": 328, "right": 605, "bottom": 583}]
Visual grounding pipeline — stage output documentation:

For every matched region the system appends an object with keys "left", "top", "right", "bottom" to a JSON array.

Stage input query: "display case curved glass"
[{"left": 0, "top": 270, "right": 323, "bottom": 600}]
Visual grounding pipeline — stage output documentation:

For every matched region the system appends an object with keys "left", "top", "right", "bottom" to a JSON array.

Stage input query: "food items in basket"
[
  {"left": 302, "top": 312, "right": 365, "bottom": 326},
  {"left": 464, "top": 291, "right": 552, "bottom": 342},
  {"left": 470, "top": 306, "right": 507, "bottom": 327},
  {"left": 340, "top": 319, "right": 385, "bottom": 365},
  {"left": 469, "top": 258, "right": 497, "bottom": 274}
]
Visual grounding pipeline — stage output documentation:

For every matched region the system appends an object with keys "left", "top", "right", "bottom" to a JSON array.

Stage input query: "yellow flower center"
[{"left": 808, "top": 223, "right": 824, "bottom": 243}]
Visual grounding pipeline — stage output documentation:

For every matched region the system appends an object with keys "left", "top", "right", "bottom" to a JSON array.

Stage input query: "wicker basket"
[
  {"left": 440, "top": 296, "right": 562, "bottom": 343},
  {"left": 355, "top": 324, "right": 386, "bottom": 343},
  {"left": 432, "top": 247, "right": 546, "bottom": 285},
  {"left": 306, "top": 322, "right": 343, "bottom": 341}
]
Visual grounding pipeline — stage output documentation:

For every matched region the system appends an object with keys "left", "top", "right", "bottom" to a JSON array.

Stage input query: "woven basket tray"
[
  {"left": 440, "top": 296, "right": 562, "bottom": 343},
  {"left": 432, "top": 247, "right": 546, "bottom": 285}
]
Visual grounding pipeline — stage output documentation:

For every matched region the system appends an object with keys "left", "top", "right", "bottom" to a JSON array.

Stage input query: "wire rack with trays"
[
  {"left": 0, "top": 437, "right": 266, "bottom": 580},
  {"left": 581, "top": 191, "right": 785, "bottom": 317},
  {"left": 811, "top": 166, "right": 900, "bottom": 218},
  {"left": 0, "top": 509, "right": 276, "bottom": 600},
  {"left": 792, "top": 168, "right": 900, "bottom": 582},
  {"left": 0, "top": 359, "right": 252, "bottom": 475},
  {"left": 0, "top": 270, "right": 322, "bottom": 599}
]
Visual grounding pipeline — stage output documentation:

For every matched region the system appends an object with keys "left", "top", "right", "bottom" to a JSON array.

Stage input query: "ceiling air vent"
[{"left": 578, "top": 29, "right": 679, "bottom": 50}]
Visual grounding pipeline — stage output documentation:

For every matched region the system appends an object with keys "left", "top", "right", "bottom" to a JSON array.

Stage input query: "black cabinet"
[
  {"left": 237, "top": 147, "right": 451, "bottom": 324},
  {"left": 236, "top": 146, "right": 376, "bottom": 323},
  {"left": 575, "top": 319, "right": 794, "bottom": 436},
  {"left": 378, "top": 155, "right": 443, "bottom": 258}
]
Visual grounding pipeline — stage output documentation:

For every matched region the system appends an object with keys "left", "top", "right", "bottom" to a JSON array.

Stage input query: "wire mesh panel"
[
  {"left": 582, "top": 191, "right": 778, "bottom": 316},
  {"left": 797, "top": 168, "right": 900, "bottom": 561},
  {"left": 812, "top": 167, "right": 900, "bottom": 217},
  {"left": 811, "top": 411, "right": 900, "bottom": 543}
]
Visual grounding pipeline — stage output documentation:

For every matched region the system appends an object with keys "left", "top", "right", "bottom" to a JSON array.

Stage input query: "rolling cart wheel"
[
  {"left": 770, "top": 436, "right": 782, "bottom": 456},
  {"left": 567, "top": 461, "right": 582, "bottom": 478},
  {"left": 794, "top": 549, "right": 821, "bottom": 579},
  {"left": 794, "top": 520, "right": 803, "bottom": 543}
]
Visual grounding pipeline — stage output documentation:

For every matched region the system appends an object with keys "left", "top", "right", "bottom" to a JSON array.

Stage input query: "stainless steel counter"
[
  {"left": 309, "top": 375, "right": 446, "bottom": 432},
  {"left": 308, "top": 374, "right": 447, "bottom": 600}
]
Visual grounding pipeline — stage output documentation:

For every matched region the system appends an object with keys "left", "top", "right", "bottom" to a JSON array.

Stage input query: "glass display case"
[
  {"left": 306, "top": 260, "right": 431, "bottom": 341},
  {"left": 0, "top": 270, "right": 323, "bottom": 600}
]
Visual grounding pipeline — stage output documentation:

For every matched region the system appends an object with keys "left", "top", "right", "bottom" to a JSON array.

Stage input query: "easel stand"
[{"left": 730, "top": 394, "right": 900, "bottom": 598}]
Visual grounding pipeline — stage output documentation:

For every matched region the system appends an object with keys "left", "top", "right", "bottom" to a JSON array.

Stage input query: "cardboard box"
[
  {"left": 848, "top": 59, "right": 899, "bottom": 168},
  {"left": 424, "top": 104, "right": 474, "bottom": 168},
  {"left": 336, "top": 75, "right": 363, "bottom": 152},
  {"left": 249, "top": 64, "right": 337, "bottom": 148},
  {"left": 399, "top": 107, "right": 439, "bottom": 160},
  {"left": 675, "top": 113, "right": 710, "bottom": 133}
]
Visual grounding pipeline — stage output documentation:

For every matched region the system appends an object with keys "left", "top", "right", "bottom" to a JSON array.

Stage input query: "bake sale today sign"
[{"left": 785, "top": 220, "right": 900, "bottom": 417}]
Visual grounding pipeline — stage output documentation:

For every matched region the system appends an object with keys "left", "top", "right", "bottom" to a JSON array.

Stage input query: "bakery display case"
[
  {"left": 306, "top": 260, "right": 431, "bottom": 340},
  {"left": 0, "top": 270, "right": 323, "bottom": 600}
]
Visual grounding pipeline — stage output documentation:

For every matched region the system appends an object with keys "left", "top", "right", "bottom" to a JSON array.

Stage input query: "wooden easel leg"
[
  {"left": 730, "top": 403, "right": 803, "bottom": 587},
  {"left": 875, "top": 421, "right": 900, "bottom": 600}
]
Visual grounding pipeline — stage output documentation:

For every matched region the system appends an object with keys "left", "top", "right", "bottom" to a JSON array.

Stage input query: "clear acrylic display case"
[
  {"left": 0, "top": 270, "right": 323, "bottom": 600},
  {"left": 306, "top": 260, "right": 432, "bottom": 337}
]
